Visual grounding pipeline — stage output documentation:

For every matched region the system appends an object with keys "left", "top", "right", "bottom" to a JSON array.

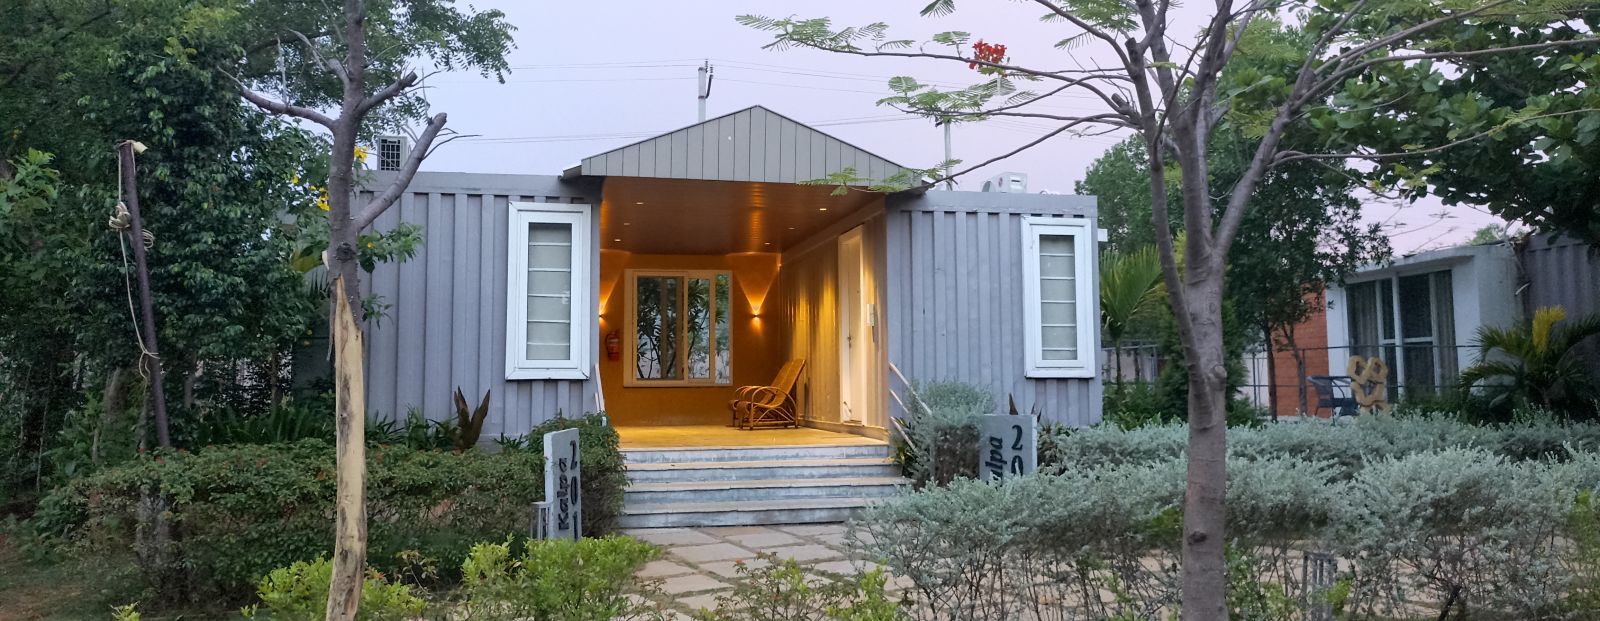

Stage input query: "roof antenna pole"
[
  {"left": 937, "top": 118, "right": 954, "bottom": 190},
  {"left": 697, "top": 60, "right": 714, "bottom": 122}
]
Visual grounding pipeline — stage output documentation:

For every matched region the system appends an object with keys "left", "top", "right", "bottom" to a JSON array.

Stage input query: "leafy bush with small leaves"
[
  {"left": 856, "top": 445, "right": 1600, "bottom": 620},
  {"left": 1101, "top": 380, "right": 1169, "bottom": 430},
  {"left": 457, "top": 536, "right": 665, "bottom": 621},
  {"left": 694, "top": 554, "right": 905, "bottom": 621},
  {"left": 1330, "top": 448, "right": 1575, "bottom": 618},
  {"left": 526, "top": 414, "right": 629, "bottom": 535},
  {"left": 244, "top": 557, "right": 426, "bottom": 621},
  {"left": 894, "top": 381, "right": 996, "bottom": 486},
  {"left": 33, "top": 440, "right": 543, "bottom": 602},
  {"left": 1042, "top": 413, "right": 1600, "bottom": 475}
]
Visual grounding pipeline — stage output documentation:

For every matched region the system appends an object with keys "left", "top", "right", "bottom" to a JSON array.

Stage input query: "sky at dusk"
[{"left": 415, "top": 1, "right": 1509, "bottom": 254}]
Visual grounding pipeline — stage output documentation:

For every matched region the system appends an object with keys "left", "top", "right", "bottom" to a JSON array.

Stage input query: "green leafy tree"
[
  {"left": 0, "top": 1, "right": 328, "bottom": 495},
  {"left": 739, "top": 2, "right": 1595, "bottom": 615},
  {"left": 1076, "top": 137, "right": 1180, "bottom": 253},
  {"left": 1470, "top": 224, "right": 1508, "bottom": 244},
  {"left": 231, "top": 2, "right": 513, "bottom": 617},
  {"left": 1301, "top": 10, "right": 1600, "bottom": 246}
]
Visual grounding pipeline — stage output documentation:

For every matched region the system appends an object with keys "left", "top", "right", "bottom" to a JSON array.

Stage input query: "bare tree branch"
[
  {"left": 354, "top": 113, "right": 448, "bottom": 229},
  {"left": 909, "top": 113, "right": 1127, "bottom": 191},
  {"left": 358, "top": 70, "right": 419, "bottom": 115},
  {"left": 288, "top": 29, "right": 348, "bottom": 86},
  {"left": 237, "top": 83, "right": 337, "bottom": 128}
]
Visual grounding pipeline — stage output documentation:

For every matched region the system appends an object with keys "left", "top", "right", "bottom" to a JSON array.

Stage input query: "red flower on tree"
[{"left": 970, "top": 40, "right": 1007, "bottom": 70}]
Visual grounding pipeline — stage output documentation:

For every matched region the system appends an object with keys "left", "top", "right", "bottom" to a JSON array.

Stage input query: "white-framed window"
[
  {"left": 1021, "top": 215, "right": 1097, "bottom": 378},
  {"left": 624, "top": 269, "right": 733, "bottom": 387},
  {"left": 505, "top": 202, "right": 591, "bottom": 380}
]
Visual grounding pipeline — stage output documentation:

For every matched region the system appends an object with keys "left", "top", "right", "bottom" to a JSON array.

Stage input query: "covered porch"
[
  {"left": 574, "top": 105, "right": 907, "bottom": 444},
  {"left": 593, "top": 174, "right": 891, "bottom": 440}
]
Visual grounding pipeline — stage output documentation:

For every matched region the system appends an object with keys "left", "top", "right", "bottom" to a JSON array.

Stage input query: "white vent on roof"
[
  {"left": 982, "top": 172, "right": 1028, "bottom": 193},
  {"left": 376, "top": 135, "right": 407, "bottom": 171}
]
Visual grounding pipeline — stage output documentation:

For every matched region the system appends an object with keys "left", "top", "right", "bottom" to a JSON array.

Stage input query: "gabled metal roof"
[{"left": 576, "top": 105, "right": 906, "bottom": 185}]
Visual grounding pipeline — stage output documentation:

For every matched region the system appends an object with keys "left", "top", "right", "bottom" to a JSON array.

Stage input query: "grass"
[
  {"left": 0, "top": 529, "right": 236, "bottom": 621},
  {"left": 0, "top": 531, "right": 107, "bottom": 620}
]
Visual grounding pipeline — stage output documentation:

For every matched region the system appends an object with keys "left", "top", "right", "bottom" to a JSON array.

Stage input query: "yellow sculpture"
[{"left": 1347, "top": 355, "right": 1390, "bottom": 414}]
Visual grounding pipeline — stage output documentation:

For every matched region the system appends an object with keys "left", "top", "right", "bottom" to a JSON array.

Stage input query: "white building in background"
[{"left": 1323, "top": 242, "right": 1521, "bottom": 396}]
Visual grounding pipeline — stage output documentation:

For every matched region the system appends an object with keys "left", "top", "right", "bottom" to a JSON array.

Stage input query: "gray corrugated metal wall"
[
  {"left": 580, "top": 106, "right": 904, "bottom": 184},
  {"left": 1522, "top": 234, "right": 1600, "bottom": 318},
  {"left": 361, "top": 171, "right": 601, "bottom": 437},
  {"left": 884, "top": 191, "right": 1103, "bottom": 427},
  {"left": 1520, "top": 234, "right": 1600, "bottom": 367}
]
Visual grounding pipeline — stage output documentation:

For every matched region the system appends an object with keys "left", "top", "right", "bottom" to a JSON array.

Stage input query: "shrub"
[
  {"left": 695, "top": 554, "right": 906, "bottom": 621},
  {"left": 244, "top": 557, "right": 426, "bottom": 621},
  {"left": 1328, "top": 448, "right": 1574, "bottom": 618},
  {"left": 176, "top": 394, "right": 335, "bottom": 447},
  {"left": 527, "top": 414, "right": 628, "bottom": 536},
  {"left": 1460, "top": 305, "right": 1600, "bottom": 418},
  {"left": 1042, "top": 414, "right": 1600, "bottom": 475},
  {"left": 1101, "top": 380, "right": 1168, "bottom": 430},
  {"left": 30, "top": 441, "right": 527, "bottom": 602},
  {"left": 34, "top": 413, "right": 627, "bottom": 603},
  {"left": 894, "top": 381, "right": 996, "bottom": 486},
  {"left": 854, "top": 445, "right": 1598, "bottom": 620},
  {"left": 457, "top": 536, "right": 664, "bottom": 621}
]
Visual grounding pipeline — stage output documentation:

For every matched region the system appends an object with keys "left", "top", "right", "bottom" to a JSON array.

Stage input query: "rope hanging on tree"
[{"left": 112, "top": 143, "right": 158, "bottom": 373}]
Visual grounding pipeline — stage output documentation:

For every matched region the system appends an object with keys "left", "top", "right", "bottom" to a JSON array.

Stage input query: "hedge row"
[
  {"left": 856, "top": 443, "right": 1600, "bottom": 620},
  {"left": 1043, "top": 413, "right": 1600, "bottom": 473},
  {"left": 33, "top": 414, "right": 625, "bottom": 603}
]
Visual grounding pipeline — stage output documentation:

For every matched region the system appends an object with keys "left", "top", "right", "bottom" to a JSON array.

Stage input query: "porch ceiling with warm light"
[{"left": 599, "top": 177, "right": 882, "bottom": 255}]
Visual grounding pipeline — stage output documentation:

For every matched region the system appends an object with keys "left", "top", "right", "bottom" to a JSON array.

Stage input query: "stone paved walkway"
[{"left": 624, "top": 524, "right": 894, "bottom": 617}]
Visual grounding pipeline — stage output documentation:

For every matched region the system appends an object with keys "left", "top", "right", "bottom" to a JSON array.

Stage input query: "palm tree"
[
  {"left": 1100, "top": 245, "right": 1167, "bottom": 385},
  {"left": 1459, "top": 306, "right": 1600, "bottom": 414}
]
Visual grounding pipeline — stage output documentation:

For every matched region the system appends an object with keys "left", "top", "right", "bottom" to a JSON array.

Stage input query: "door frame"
[{"left": 838, "top": 226, "right": 867, "bottom": 423}]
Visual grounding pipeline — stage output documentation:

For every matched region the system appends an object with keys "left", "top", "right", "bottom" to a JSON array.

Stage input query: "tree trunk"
[
  {"left": 1264, "top": 322, "right": 1279, "bottom": 422},
  {"left": 1280, "top": 323, "right": 1305, "bottom": 416},
  {"left": 325, "top": 277, "right": 367, "bottom": 621},
  {"left": 1114, "top": 340, "right": 1125, "bottom": 390},
  {"left": 95, "top": 367, "right": 127, "bottom": 465},
  {"left": 1179, "top": 270, "right": 1230, "bottom": 621},
  {"left": 182, "top": 357, "right": 199, "bottom": 410}
]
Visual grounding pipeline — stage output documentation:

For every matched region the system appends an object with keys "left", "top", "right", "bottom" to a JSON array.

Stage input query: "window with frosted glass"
[
  {"left": 525, "top": 222, "right": 573, "bottom": 361},
  {"left": 1037, "top": 234, "right": 1079, "bottom": 361}
]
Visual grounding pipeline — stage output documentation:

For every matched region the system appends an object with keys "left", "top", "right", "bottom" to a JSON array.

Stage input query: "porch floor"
[{"left": 616, "top": 425, "right": 885, "bottom": 449}]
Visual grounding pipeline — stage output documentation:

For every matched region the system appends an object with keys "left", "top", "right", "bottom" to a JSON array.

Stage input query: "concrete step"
[
  {"left": 622, "top": 443, "right": 891, "bottom": 464},
  {"left": 618, "top": 497, "right": 883, "bottom": 529},
  {"left": 626, "top": 457, "right": 900, "bottom": 483},
  {"left": 624, "top": 476, "right": 910, "bottom": 505}
]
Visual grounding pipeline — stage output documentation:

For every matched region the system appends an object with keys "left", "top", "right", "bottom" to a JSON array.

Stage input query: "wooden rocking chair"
[{"left": 729, "top": 359, "right": 806, "bottom": 430}]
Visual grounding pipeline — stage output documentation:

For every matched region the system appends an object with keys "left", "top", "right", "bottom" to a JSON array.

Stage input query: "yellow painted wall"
[
  {"left": 778, "top": 211, "right": 889, "bottom": 433},
  {"left": 599, "top": 253, "right": 785, "bottom": 426}
]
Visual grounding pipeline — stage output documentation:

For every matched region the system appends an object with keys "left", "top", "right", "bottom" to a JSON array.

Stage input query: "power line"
[
  {"left": 454, "top": 114, "right": 924, "bottom": 145},
  {"left": 431, "top": 76, "right": 694, "bottom": 85},
  {"left": 506, "top": 59, "right": 705, "bottom": 69}
]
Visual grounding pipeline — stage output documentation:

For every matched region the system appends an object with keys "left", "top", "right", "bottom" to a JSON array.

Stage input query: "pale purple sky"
[{"left": 417, "top": 1, "right": 1507, "bottom": 253}]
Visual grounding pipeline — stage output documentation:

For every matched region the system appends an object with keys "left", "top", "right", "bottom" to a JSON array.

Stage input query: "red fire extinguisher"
[{"left": 605, "top": 331, "right": 621, "bottom": 361}]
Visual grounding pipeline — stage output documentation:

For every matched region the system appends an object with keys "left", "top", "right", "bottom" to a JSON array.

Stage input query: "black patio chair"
[{"left": 1306, "top": 375, "right": 1358, "bottom": 418}]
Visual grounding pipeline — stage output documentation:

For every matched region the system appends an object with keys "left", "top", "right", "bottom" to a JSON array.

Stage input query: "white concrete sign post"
[
  {"left": 543, "top": 427, "right": 582, "bottom": 540},
  {"left": 978, "top": 415, "right": 1037, "bottom": 482}
]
